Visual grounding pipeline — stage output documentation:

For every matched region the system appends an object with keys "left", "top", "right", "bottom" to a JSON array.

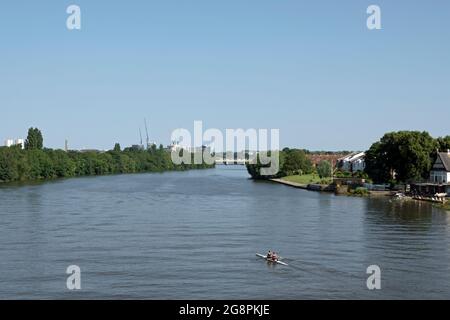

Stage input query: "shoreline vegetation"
[
  {"left": 0, "top": 128, "right": 214, "bottom": 184},
  {"left": 281, "top": 174, "right": 332, "bottom": 185},
  {"left": 438, "top": 202, "right": 450, "bottom": 211},
  {"left": 246, "top": 131, "right": 450, "bottom": 202},
  {"left": 271, "top": 177, "right": 381, "bottom": 196}
]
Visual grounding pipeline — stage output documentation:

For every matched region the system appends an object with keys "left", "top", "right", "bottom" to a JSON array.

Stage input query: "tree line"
[
  {"left": 0, "top": 128, "right": 214, "bottom": 183},
  {"left": 246, "top": 131, "right": 450, "bottom": 184}
]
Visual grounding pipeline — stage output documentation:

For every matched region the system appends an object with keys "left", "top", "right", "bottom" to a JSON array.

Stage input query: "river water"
[{"left": 0, "top": 166, "right": 449, "bottom": 299}]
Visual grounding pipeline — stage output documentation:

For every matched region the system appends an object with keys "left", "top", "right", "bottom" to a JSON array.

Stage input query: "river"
[{"left": 0, "top": 166, "right": 449, "bottom": 299}]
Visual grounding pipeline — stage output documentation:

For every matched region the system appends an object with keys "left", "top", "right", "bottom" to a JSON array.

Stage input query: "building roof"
[
  {"left": 437, "top": 152, "right": 450, "bottom": 171},
  {"left": 339, "top": 152, "right": 365, "bottom": 163}
]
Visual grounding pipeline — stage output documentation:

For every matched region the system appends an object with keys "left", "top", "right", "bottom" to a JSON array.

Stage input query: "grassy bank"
[{"left": 281, "top": 174, "right": 332, "bottom": 185}]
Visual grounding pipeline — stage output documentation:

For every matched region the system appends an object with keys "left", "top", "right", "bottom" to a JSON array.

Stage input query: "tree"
[
  {"left": 0, "top": 146, "right": 21, "bottom": 182},
  {"left": 281, "top": 149, "right": 313, "bottom": 176},
  {"left": 113, "top": 143, "right": 121, "bottom": 152},
  {"left": 1, "top": 128, "right": 215, "bottom": 184},
  {"left": 316, "top": 160, "right": 332, "bottom": 179},
  {"left": 364, "top": 131, "right": 438, "bottom": 183},
  {"left": 364, "top": 142, "right": 392, "bottom": 183},
  {"left": 48, "top": 149, "right": 76, "bottom": 177},
  {"left": 24, "top": 127, "right": 43, "bottom": 150},
  {"left": 437, "top": 136, "right": 450, "bottom": 152},
  {"left": 246, "top": 151, "right": 285, "bottom": 180}
]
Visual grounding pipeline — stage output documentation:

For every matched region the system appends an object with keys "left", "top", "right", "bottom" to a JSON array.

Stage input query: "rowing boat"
[{"left": 256, "top": 253, "right": 288, "bottom": 266}]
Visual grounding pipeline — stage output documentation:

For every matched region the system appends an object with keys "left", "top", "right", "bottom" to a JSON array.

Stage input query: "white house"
[
  {"left": 338, "top": 152, "right": 366, "bottom": 173},
  {"left": 430, "top": 151, "right": 450, "bottom": 184}
]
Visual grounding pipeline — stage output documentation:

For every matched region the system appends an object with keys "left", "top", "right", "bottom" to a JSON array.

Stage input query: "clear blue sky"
[{"left": 1, "top": 0, "right": 449, "bottom": 151}]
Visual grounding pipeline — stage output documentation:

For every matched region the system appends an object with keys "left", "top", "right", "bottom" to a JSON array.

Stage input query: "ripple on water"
[{"left": 0, "top": 167, "right": 449, "bottom": 299}]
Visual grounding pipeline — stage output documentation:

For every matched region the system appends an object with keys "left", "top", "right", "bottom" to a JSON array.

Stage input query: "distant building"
[
  {"left": 186, "top": 145, "right": 211, "bottom": 154},
  {"left": 167, "top": 141, "right": 182, "bottom": 152},
  {"left": 307, "top": 152, "right": 349, "bottom": 169},
  {"left": 4, "top": 138, "right": 24, "bottom": 149},
  {"left": 4, "top": 139, "right": 14, "bottom": 147},
  {"left": 15, "top": 139, "right": 25, "bottom": 149},
  {"left": 411, "top": 150, "right": 450, "bottom": 198},
  {"left": 166, "top": 142, "right": 211, "bottom": 154},
  {"left": 337, "top": 152, "right": 366, "bottom": 173},
  {"left": 430, "top": 150, "right": 450, "bottom": 184}
]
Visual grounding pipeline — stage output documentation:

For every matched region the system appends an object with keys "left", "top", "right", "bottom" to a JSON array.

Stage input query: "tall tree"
[
  {"left": 113, "top": 143, "right": 121, "bottom": 152},
  {"left": 281, "top": 149, "right": 313, "bottom": 176},
  {"left": 24, "top": 127, "right": 43, "bottom": 150},
  {"left": 364, "top": 131, "right": 438, "bottom": 183}
]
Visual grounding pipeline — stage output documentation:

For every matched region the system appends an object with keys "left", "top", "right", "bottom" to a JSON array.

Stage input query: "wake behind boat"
[{"left": 256, "top": 253, "right": 288, "bottom": 266}]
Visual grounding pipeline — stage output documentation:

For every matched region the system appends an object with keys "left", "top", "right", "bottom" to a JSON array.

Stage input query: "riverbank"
[
  {"left": 270, "top": 178, "right": 335, "bottom": 192},
  {"left": 270, "top": 178, "right": 308, "bottom": 189},
  {"left": 271, "top": 177, "right": 450, "bottom": 210},
  {"left": 432, "top": 201, "right": 450, "bottom": 211},
  {"left": 271, "top": 177, "right": 392, "bottom": 197},
  {"left": 0, "top": 145, "right": 214, "bottom": 185},
  {"left": 280, "top": 174, "right": 332, "bottom": 185}
]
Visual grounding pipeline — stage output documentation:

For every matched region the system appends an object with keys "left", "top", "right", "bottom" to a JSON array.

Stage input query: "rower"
[
  {"left": 271, "top": 252, "right": 278, "bottom": 261},
  {"left": 266, "top": 250, "right": 272, "bottom": 259}
]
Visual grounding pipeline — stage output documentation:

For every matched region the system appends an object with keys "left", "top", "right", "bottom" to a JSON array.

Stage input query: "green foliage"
[
  {"left": 437, "top": 136, "right": 450, "bottom": 152},
  {"left": 246, "top": 149, "right": 313, "bottom": 180},
  {"left": 281, "top": 149, "right": 313, "bottom": 176},
  {"left": 245, "top": 151, "right": 282, "bottom": 180},
  {"left": 0, "top": 147, "right": 213, "bottom": 183},
  {"left": 316, "top": 160, "right": 332, "bottom": 179},
  {"left": 24, "top": 127, "right": 43, "bottom": 150},
  {"left": 335, "top": 170, "right": 352, "bottom": 178},
  {"left": 0, "top": 146, "right": 22, "bottom": 181},
  {"left": 349, "top": 187, "right": 369, "bottom": 197},
  {"left": 282, "top": 173, "right": 323, "bottom": 185},
  {"left": 353, "top": 171, "right": 369, "bottom": 179},
  {"left": 364, "top": 131, "right": 438, "bottom": 183},
  {"left": 0, "top": 129, "right": 214, "bottom": 183}
]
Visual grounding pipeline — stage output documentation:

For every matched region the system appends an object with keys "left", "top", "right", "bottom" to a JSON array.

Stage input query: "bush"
[
  {"left": 317, "top": 160, "right": 332, "bottom": 178},
  {"left": 349, "top": 187, "right": 369, "bottom": 197}
]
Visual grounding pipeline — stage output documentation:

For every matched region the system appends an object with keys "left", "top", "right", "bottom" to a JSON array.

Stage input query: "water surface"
[{"left": 1, "top": 167, "right": 449, "bottom": 299}]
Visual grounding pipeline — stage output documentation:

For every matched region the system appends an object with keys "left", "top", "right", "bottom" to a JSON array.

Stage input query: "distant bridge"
[{"left": 215, "top": 159, "right": 249, "bottom": 165}]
